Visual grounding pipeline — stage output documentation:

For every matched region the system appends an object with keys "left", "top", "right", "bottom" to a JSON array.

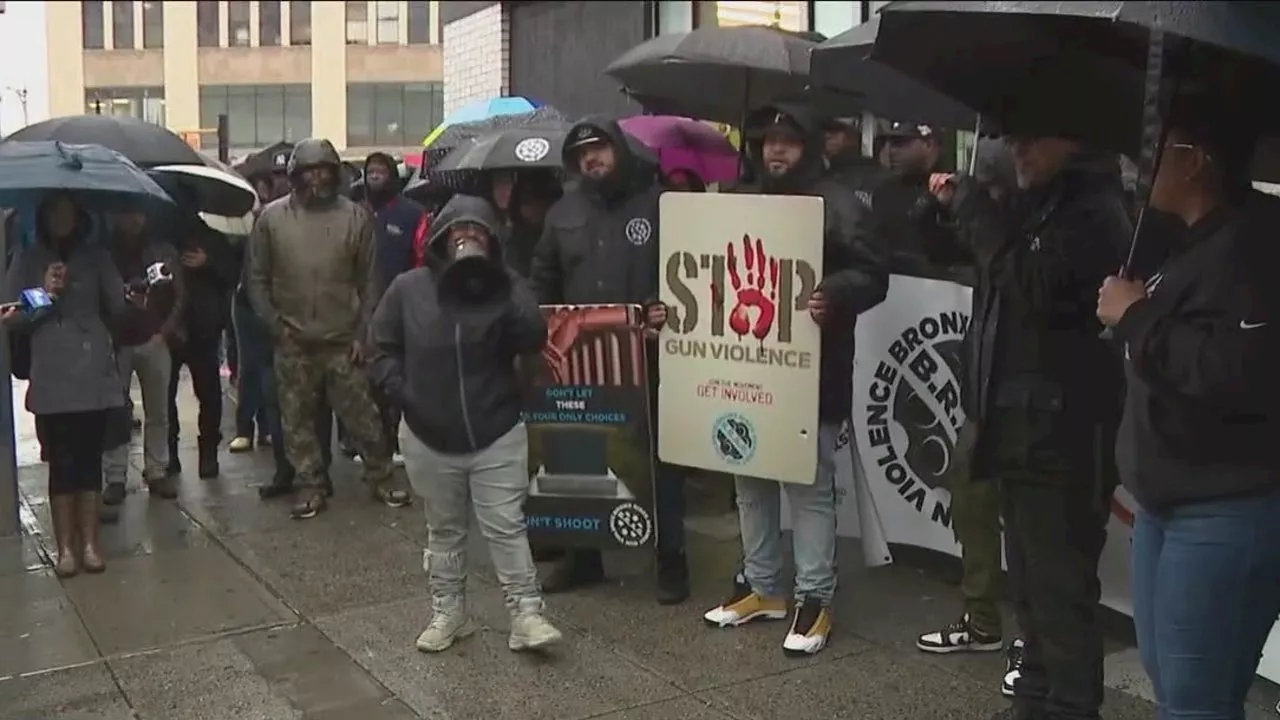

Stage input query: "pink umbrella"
[{"left": 619, "top": 115, "right": 739, "bottom": 185}]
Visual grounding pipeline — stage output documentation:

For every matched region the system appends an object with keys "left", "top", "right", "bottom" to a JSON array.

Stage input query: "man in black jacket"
[
  {"left": 529, "top": 115, "right": 688, "bottom": 604},
  {"left": 168, "top": 221, "right": 237, "bottom": 479},
  {"left": 821, "top": 116, "right": 883, "bottom": 207},
  {"left": 928, "top": 138, "right": 1130, "bottom": 720},
  {"left": 367, "top": 194, "right": 563, "bottom": 654},
  {"left": 699, "top": 103, "right": 887, "bottom": 656}
]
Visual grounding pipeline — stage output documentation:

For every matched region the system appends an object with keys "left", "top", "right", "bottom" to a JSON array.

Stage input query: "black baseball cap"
[
  {"left": 566, "top": 124, "right": 611, "bottom": 150},
  {"left": 878, "top": 120, "right": 935, "bottom": 140}
]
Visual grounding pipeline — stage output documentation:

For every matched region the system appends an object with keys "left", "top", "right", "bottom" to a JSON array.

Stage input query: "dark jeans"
[
  {"left": 1133, "top": 490, "right": 1280, "bottom": 720},
  {"left": 167, "top": 332, "right": 224, "bottom": 449},
  {"left": 232, "top": 294, "right": 268, "bottom": 438},
  {"left": 1003, "top": 478, "right": 1110, "bottom": 720},
  {"left": 36, "top": 411, "right": 107, "bottom": 495},
  {"left": 233, "top": 296, "right": 330, "bottom": 478}
]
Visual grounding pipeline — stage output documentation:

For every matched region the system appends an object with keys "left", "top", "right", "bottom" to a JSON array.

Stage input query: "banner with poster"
[
  {"left": 840, "top": 274, "right": 1280, "bottom": 684},
  {"left": 523, "top": 304, "right": 656, "bottom": 551},
  {"left": 656, "top": 192, "right": 825, "bottom": 485}
]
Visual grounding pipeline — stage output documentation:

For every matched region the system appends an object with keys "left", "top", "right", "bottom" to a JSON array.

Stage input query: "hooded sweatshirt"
[
  {"left": 529, "top": 115, "right": 661, "bottom": 305},
  {"left": 363, "top": 152, "right": 428, "bottom": 304},
  {"left": 366, "top": 194, "right": 547, "bottom": 455},
  {"left": 730, "top": 103, "right": 890, "bottom": 423}
]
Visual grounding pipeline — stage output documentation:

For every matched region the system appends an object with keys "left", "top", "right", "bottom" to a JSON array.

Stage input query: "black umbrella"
[
  {"left": 434, "top": 125, "right": 570, "bottom": 174},
  {"left": 424, "top": 107, "right": 569, "bottom": 168},
  {"left": 810, "top": 17, "right": 976, "bottom": 130},
  {"left": 871, "top": 1, "right": 1280, "bottom": 158},
  {"left": 4, "top": 115, "right": 204, "bottom": 168},
  {"left": 605, "top": 25, "right": 824, "bottom": 124}
]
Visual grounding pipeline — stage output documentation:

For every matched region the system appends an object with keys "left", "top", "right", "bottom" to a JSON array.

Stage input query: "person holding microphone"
[{"left": 3, "top": 193, "right": 129, "bottom": 576}]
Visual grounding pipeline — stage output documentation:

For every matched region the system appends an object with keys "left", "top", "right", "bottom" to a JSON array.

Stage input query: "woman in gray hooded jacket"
[{"left": 3, "top": 193, "right": 127, "bottom": 577}]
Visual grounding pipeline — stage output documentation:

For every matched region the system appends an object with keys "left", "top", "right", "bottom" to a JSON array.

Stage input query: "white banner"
[
  {"left": 657, "top": 193, "right": 825, "bottom": 485},
  {"left": 831, "top": 274, "right": 1280, "bottom": 684}
]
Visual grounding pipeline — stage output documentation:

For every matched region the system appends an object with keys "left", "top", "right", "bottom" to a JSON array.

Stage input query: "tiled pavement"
[{"left": 0, "top": 379, "right": 1277, "bottom": 719}]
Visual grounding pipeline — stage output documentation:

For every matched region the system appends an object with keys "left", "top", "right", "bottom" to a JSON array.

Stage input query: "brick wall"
[{"left": 442, "top": 4, "right": 510, "bottom": 117}]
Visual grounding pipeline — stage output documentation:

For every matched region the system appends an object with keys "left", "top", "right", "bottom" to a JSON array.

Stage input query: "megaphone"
[{"left": 438, "top": 239, "right": 511, "bottom": 306}]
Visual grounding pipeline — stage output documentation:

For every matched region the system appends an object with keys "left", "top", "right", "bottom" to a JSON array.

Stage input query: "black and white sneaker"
[
  {"left": 916, "top": 613, "right": 1003, "bottom": 654},
  {"left": 1001, "top": 638, "right": 1025, "bottom": 697}
]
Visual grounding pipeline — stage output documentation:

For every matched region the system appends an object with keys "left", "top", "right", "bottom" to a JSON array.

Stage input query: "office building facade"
[{"left": 48, "top": 1, "right": 445, "bottom": 158}]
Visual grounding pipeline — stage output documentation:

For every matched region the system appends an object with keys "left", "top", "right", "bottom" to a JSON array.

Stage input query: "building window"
[
  {"left": 112, "top": 0, "right": 135, "bottom": 49},
  {"left": 228, "top": 1, "right": 251, "bottom": 46},
  {"left": 655, "top": 0, "right": 693, "bottom": 34},
  {"left": 711, "top": 1, "right": 807, "bottom": 31},
  {"left": 85, "top": 87, "right": 166, "bottom": 125},
  {"left": 289, "top": 1, "right": 311, "bottom": 45},
  {"left": 811, "top": 2, "right": 860, "bottom": 36},
  {"left": 82, "top": 1, "right": 105, "bottom": 49},
  {"left": 197, "top": 1, "right": 219, "bottom": 46},
  {"left": 142, "top": 1, "right": 164, "bottom": 48},
  {"left": 345, "top": 1, "right": 368, "bottom": 44},
  {"left": 407, "top": 1, "right": 430, "bottom": 43},
  {"left": 374, "top": 1, "right": 399, "bottom": 44},
  {"left": 259, "top": 1, "right": 281, "bottom": 46},
  {"left": 199, "top": 85, "right": 312, "bottom": 149},
  {"left": 347, "top": 82, "right": 443, "bottom": 148}
]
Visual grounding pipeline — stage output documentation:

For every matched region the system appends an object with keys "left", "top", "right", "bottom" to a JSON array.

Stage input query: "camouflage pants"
[{"left": 274, "top": 335, "right": 392, "bottom": 490}]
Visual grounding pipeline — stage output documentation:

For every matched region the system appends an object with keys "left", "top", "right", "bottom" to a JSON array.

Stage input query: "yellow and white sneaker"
[
  {"left": 782, "top": 598, "right": 831, "bottom": 657},
  {"left": 703, "top": 578, "right": 788, "bottom": 627},
  {"left": 228, "top": 436, "right": 253, "bottom": 453}
]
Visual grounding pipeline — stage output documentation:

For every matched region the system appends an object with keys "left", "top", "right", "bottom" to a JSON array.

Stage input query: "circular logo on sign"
[
  {"left": 513, "top": 137, "right": 550, "bottom": 163},
  {"left": 608, "top": 503, "right": 652, "bottom": 547},
  {"left": 624, "top": 217, "right": 652, "bottom": 246},
  {"left": 712, "top": 412, "right": 757, "bottom": 465}
]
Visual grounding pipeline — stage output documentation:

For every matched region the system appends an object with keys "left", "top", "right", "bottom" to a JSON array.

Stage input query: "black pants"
[
  {"left": 167, "top": 333, "right": 224, "bottom": 449},
  {"left": 1003, "top": 477, "right": 1111, "bottom": 720},
  {"left": 36, "top": 411, "right": 107, "bottom": 496}
]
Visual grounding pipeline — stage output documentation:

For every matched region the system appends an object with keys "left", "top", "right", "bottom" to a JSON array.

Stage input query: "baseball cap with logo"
[
  {"left": 272, "top": 151, "right": 289, "bottom": 169},
  {"left": 567, "top": 124, "right": 611, "bottom": 150},
  {"left": 878, "top": 120, "right": 935, "bottom": 140}
]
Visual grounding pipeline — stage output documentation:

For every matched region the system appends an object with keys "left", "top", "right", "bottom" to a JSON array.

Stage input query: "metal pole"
[
  {"left": 0, "top": 215, "right": 19, "bottom": 538},
  {"left": 217, "top": 113, "right": 229, "bottom": 163}
]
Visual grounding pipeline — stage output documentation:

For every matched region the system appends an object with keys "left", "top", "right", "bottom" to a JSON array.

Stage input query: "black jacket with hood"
[
  {"left": 731, "top": 104, "right": 890, "bottom": 423},
  {"left": 529, "top": 115, "right": 661, "bottom": 305},
  {"left": 929, "top": 153, "right": 1131, "bottom": 482},
  {"left": 366, "top": 194, "right": 546, "bottom": 455}
]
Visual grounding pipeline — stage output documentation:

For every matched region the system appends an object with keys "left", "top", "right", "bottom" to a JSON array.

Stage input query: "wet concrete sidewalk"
[{"left": 0, "top": 382, "right": 1275, "bottom": 719}]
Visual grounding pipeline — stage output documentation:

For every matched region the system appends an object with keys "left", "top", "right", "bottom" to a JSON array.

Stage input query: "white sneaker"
[
  {"left": 508, "top": 600, "right": 563, "bottom": 651},
  {"left": 392, "top": 452, "right": 406, "bottom": 468},
  {"left": 415, "top": 607, "right": 475, "bottom": 653}
]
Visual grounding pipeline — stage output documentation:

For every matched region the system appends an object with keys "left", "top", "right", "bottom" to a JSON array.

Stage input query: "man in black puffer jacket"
[{"left": 701, "top": 103, "right": 888, "bottom": 657}]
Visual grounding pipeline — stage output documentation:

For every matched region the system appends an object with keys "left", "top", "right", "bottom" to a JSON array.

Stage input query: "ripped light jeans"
[{"left": 400, "top": 422, "right": 541, "bottom": 611}]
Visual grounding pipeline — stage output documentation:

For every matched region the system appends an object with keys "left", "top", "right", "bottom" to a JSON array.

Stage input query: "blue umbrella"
[
  {"left": 422, "top": 96, "right": 543, "bottom": 145},
  {"left": 0, "top": 141, "right": 174, "bottom": 214}
]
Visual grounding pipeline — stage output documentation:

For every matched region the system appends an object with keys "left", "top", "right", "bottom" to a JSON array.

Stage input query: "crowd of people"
[{"left": 3, "top": 83, "right": 1277, "bottom": 719}]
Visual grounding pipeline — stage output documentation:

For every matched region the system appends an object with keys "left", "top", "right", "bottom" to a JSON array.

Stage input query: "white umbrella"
[
  {"left": 150, "top": 163, "right": 258, "bottom": 217},
  {"left": 198, "top": 210, "right": 255, "bottom": 236}
]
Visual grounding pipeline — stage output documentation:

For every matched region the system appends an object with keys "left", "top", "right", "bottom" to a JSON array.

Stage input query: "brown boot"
[
  {"left": 49, "top": 494, "right": 79, "bottom": 578},
  {"left": 76, "top": 492, "right": 106, "bottom": 573}
]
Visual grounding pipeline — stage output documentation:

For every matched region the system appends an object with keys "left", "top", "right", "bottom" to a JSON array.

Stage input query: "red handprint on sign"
[{"left": 726, "top": 234, "right": 779, "bottom": 343}]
